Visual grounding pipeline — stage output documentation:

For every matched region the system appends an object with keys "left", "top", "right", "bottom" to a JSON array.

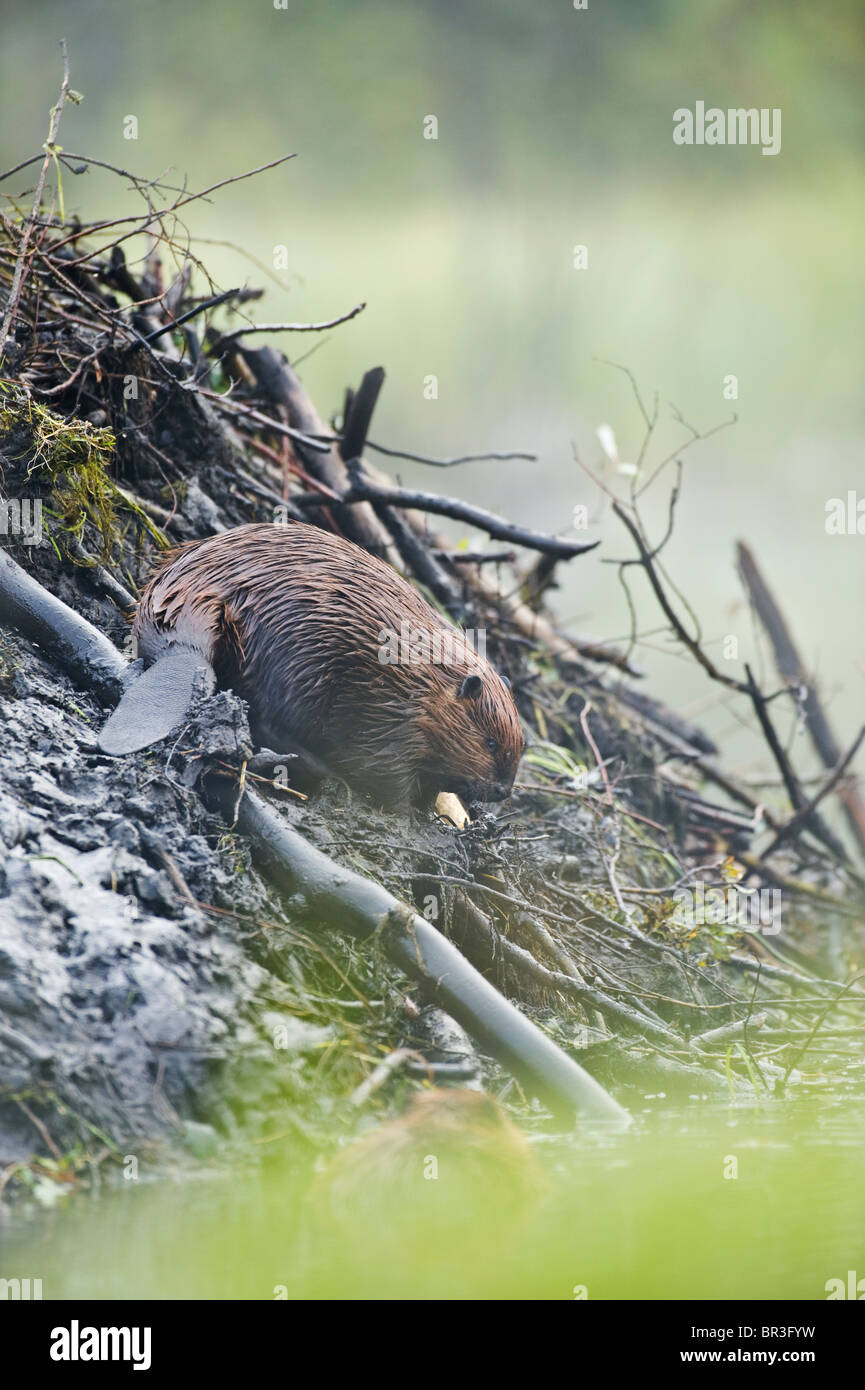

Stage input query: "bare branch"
[
  {"left": 762, "top": 725, "right": 865, "bottom": 861},
  {"left": 0, "top": 39, "right": 71, "bottom": 351},
  {"left": 295, "top": 475, "right": 601, "bottom": 560},
  {"left": 218, "top": 302, "right": 366, "bottom": 341},
  {"left": 364, "top": 440, "right": 538, "bottom": 468}
]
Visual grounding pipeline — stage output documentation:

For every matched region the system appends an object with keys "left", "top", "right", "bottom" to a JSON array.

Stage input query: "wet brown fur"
[
  {"left": 313, "top": 1089, "right": 544, "bottom": 1228},
  {"left": 134, "top": 521, "right": 524, "bottom": 807}
]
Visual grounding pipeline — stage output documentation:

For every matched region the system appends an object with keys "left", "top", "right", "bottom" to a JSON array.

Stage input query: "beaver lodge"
[{"left": 1, "top": 71, "right": 864, "bottom": 1201}]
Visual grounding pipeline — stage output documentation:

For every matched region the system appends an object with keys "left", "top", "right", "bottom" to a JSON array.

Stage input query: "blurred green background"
[{"left": 3, "top": 0, "right": 864, "bottom": 778}]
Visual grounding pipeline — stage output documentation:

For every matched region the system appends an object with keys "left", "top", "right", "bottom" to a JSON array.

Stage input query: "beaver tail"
[
  {"left": 99, "top": 582, "right": 229, "bottom": 757},
  {"left": 97, "top": 644, "right": 216, "bottom": 755},
  {"left": 98, "top": 547, "right": 250, "bottom": 756}
]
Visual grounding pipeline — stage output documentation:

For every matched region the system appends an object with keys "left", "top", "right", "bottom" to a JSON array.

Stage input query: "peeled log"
[{"left": 235, "top": 787, "right": 630, "bottom": 1125}]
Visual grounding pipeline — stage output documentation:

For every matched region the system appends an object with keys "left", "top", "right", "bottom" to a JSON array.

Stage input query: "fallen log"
[
  {"left": 233, "top": 788, "right": 629, "bottom": 1123},
  {"left": 0, "top": 545, "right": 127, "bottom": 701}
]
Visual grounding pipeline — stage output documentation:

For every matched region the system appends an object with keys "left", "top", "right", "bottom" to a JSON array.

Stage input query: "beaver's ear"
[
  {"left": 501, "top": 675, "right": 512, "bottom": 691},
  {"left": 457, "top": 673, "right": 483, "bottom": 701}
]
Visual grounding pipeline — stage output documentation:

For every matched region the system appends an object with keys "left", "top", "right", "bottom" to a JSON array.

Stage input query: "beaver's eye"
[{"left": 487, "top": 737, "right": 498, "bottom": 754}]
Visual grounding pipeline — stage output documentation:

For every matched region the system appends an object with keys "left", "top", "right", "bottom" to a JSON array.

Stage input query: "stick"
[
  {"left": 612, "top": 501, "right": 744, "bottom": 692},
  {"left": 230, "top": 788, "right": 630, "bottom": 1123},
  {"left": 744, "top": 663, "right": 847, "bottom": 861},
  {"left": 236, "top": 349, "right": 396, "bottom": 559},
  {"left": 219, "top": 303, "right": 366, "bottom": 341},
  {"left": 197, "top": 388, "right": 333, "bottom": 455},
  {"left": 338, "top": 366, "right": 385, "bottom": 464},
  {"left": 349, "top": 1049, "right": 419, "bottom": 1106},
  {"left": 296, "top": 480, "right": 601, "bottom": 559},
  {"left": 143, "top": 286, "right": 248, "bottom": 343},
  {"left": 761, "top": 725, "right": 865, "bottom": 860},
  {"left": 0, "top": 544, "right": 127, "bottom": 701},
  {"left": 335, "top": 368, "right": 466, "bottom": 607},
  {"left": 737, "top": 540, "right": 865, "bottom": 859},
  {"left": 438, "top": 549, "right": 516, "bottom": 565},
  {"left": 0, "top": 40, "right": 71, "bottom": 352},
  {"left": 363, "top": 441, "right": 537, "bottom": 468},
  {"left": 365, "top": 476, "right": 465, "bottom": 613}
]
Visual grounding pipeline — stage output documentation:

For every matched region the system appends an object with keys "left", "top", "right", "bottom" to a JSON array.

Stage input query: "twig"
[
  {"left": 363, "top": 441, "right": 537, "bottom": 468},
  {"left": 48, "top": 153, "right": 299, "bottom": 266},
  {"left": 761, "top": 725, "right": 865, "bottom": 860},
  {"left": 738, "top": 539, "right": 865, "bottom": 860},
  {"left": 13, "top": 1098, "right": 63, "bottom": 1160},
  {"left": 219, "top": 303, "right": 366, "bottom": 341},
  {"left": 0, "top": 40, "right": 71, "bottom": 352},
  {"left": 781, "top": 971, "right": 865, "bottom": 1086},
  {"left": 612, "top": 500, "right": 744, "bottom": 692},
  {"left": 579, "top": 701, "right": 614, "bottom": 807},
  {"left": 195, "top": 387, "right": 332, "bottom": 453},
  {"left": 349, "top": 1048, "right": 422, "bottom": 1106},
  {"left": 143, "top": 286, "right": 243, "bottom": 343},
  {"left": 744, "top": 662, "right": 847, "bottom": 861},
  {"left": 296, "top": 480, "right": 601, "bottom": 559}
]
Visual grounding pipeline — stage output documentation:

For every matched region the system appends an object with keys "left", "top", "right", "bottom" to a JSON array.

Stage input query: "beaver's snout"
[{"left": 449, "top": 776, "right": 514, "bottom": 805}]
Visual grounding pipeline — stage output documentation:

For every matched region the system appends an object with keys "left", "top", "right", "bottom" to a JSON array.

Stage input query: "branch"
[
  {"left": 363, "top": 441, "right": 537, "bottom": 468},
  {"left": 143, "top": 286, "right": 244, "bottom": 343},
  {"left": 48, "top": 153, "right": 298, "bottom": 266},
  {"left": 761, "top": 725, "right": 865, "bottom": 861},
  {"left": 744, "top": 663, "right": 847, "bottom": 862},
  {"left": 194, "top": 387, "right": 333, "bottom": 454},
  {"left": 218, "top": 302, "right": 366, "bottom": 341},
  {"left": 0, "top": 39, "right": 71, "bottom": 351},
  {"left": 612, "top": 501, "right": 745, "bottom": 691},
  {"left": 737, "top": 539, "right": 865, "bottom": 860},
  {"left": 296, "top": 475, "right": 600, "bottom": 560},
  {"left": 438, "top": 548, "right": 517, "bottom": 565},
  {"left": 229, "top": 790, "right": 629, "bottom": 1122}
]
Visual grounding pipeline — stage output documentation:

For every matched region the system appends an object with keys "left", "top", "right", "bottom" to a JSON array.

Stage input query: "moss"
[{"left": 0, "top": 380, "right": 168, "bottom": 562}]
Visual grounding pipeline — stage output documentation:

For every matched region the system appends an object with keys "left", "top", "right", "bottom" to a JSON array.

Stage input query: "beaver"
[
  {"left": 312, "top": 1088, "right": 544, "bottom": 1228},
  {"left": 118, "top": 520, "right": 524, "bottom": 809}
]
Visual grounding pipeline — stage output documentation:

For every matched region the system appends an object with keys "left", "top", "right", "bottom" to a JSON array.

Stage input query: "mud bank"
[{"left": 0, "top": 620, "right": 333, "bottom": 1168}]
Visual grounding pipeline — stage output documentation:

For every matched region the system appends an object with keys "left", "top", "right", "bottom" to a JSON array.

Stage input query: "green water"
[{"left": 5, "top": 1095, "right": 863, "bottom": 1300}]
